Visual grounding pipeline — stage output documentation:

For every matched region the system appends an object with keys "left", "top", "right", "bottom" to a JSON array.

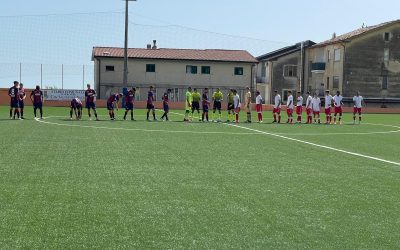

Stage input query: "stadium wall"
[{"left": 0, "top": 89, "right": 399, "bottom": 113}]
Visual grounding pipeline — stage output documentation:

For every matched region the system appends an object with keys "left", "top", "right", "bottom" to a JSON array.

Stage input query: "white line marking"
[
  {"left": 166, "top": 110, "right": 400, "bottom": 136},
  {"left": 36, "top": 112, "right": 400, "bottom": 166},
  {"left": 34, "top": 117, "right": 258, "bottom": 136},
  {"left": 225, "top": 123, "right": 400, "bottom": 166},
  {"left": 272, "top": 123, "right": 400, "bottom": 136},
  {"left": 43, "top": 115, "right": 400, "bottom": 136}
]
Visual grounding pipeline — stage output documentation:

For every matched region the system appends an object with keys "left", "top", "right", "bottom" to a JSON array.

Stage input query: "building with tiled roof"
[
  {"left": 256, "top": 41, "right": 315, "bottom": 104},
  {"left": 313, "top": 20, "right": 400, "bottom": 48},
  {"left": 305, "top": 20, "right": 400, "bottom": 101},
  {"left": 92, "top": 42, "right": 258, "bottom": 99},
  {"left": 92, "top": 47, "right": 258, "bottom": 63}
]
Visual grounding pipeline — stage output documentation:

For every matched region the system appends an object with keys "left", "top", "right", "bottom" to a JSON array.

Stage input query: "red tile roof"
[
  {"left": 92, "top": 47, "right": 258, "bottom": 63},
  {"left": 314, "top": 20, "right": 400, "bottom": 47}
]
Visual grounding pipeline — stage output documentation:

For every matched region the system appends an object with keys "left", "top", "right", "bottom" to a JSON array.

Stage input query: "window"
[
  {"left": 333, "top": 76, "right": 340, "bottom": 89},
  {"left": 234, "top": 67, "right": 244, "bottom": 76},
  {"left": 326, "top": 77, "right": 330, "bottom": 89},
  {"left": 105, "top": 65, "right": 115, "bottom": 72},
  {"left": 382, "top": 76, "right": 388, "bottom": 90},
  {"left": 327, "top": 50, "right": 331, "bottom": 61},
  {"left": 261, "top": 62, "right": 266, "bottom": 77},
  {"left": 201, "top": 66, "right": 211, "bottom": 74},
  {"left": 282, "top": 89, "right": 295, "bottom": 102},
  {"left": 283, "top": 65, "right": 297, "bottom": 77},
  {"left": 334, "top": 49, "right": 341, "bottom": 61},
  {"left": 186, "top": 65, "right": 198, "bottom": 74},
  {"left": 384, "top": 32, "right": 390, "bottom": 42},
  {"left": 146, "top": 64, "right": 156, "bottom": 72},
  {"left": 384, "top": 48, "right": 390, "bottom": 63}
]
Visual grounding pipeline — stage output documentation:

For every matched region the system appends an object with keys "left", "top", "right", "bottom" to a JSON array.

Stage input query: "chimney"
[
  {"left": 332, "top": 32, "right": 337, "bottom": 39},
  {"left": 152, "top": 40, "right": 157, "bottom": 49},
  {"left": 146, "top": 44, "right": 152, "bottom": 49}
]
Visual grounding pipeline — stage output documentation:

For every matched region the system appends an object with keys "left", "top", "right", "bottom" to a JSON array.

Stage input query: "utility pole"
[
  {"left": 123, "top": 0, "right": 137, "bottom": 87},
  {"left": 300, "top": 41, "right": 304, "bottom": 94},
  {"left": 40, "top": 64, "right": 43, "bottom": 89},
  {"left": 62, "top": 64, "right": 64, "bottom": 89},
  {"left": 19, "top": 63, "right": 22, "bottom": 83},
  {"left": 83, "top": 64, "right": 85, "bottom": 90}
]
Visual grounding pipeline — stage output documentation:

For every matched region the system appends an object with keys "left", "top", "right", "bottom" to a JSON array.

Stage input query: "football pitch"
[{"left": 1, "top": 106, "right": 400, "bottom": 249}]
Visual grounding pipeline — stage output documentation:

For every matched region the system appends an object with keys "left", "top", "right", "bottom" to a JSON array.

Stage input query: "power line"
[
  {"left": 129, "top": 21, "right": 290, "bottom": 45},
  {"left": 0, "top": 9, "right": 124, "bottom": 18},
  {"left": 0, "top": 9, "right": 291, "bottom": 46},
  {"left": 128, "top": 14, "right": 290, "bottom": 45}
]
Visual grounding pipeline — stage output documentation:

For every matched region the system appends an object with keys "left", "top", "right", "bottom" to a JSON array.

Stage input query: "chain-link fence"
[
  {"left": 0, "top": 62, "right": 94, "bottom": 90},
  {"left": 104, "top": 85, "right": 251, "bottom": 103}
]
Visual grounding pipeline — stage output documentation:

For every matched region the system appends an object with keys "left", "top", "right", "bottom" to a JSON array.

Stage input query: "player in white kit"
[
  {"left": 255, "top": 91, "right": 263, "bottom": 123},
  {"left": 244, "top": 87, "right": 252, "bottom": 123},
  {"left": 233, "top": 89, "right": 241, "bottom": 123},
  {"left": 273, "top": 90, "right": 281, "bottom": 123},
  {"left": 333, "top": 91, "right": 344, "bottom": 124},
  {"left": 286, "top": 91, "right": 294, "bottom": 124},
  {"left": 353, "top": 91, "right": 364, "bottom": 124},
  {"left": 296, "top": 91, "right": 303, "bottom": 123},
  {"left": 305, "top": 92, "right": 313, "bottom": 124},
  {"left": 311, "top": 93, "right": 321, "bottom": 124},
  {"left": 324, "top": 90, "right": 333, "bottom": 124}
]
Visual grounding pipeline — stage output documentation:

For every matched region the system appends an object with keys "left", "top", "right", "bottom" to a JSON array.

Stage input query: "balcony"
[
  {"left": 311, "top": 62, "right": 326, "bottom": 74},
  {"left": 256, "top": 76, "right": 268, "bottom": 84}
]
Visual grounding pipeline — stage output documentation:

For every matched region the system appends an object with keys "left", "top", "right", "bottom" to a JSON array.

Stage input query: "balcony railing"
[{"left": 256, "top": 76, "right": 268, "bottom": 83}]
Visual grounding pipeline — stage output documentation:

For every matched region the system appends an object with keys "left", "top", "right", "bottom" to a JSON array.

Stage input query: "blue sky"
[{"left": 1, "top": 0, "right": 399, "bottom": 88}]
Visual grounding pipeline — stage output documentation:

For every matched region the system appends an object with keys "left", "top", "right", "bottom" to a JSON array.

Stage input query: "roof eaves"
[
  {"left": 313, "top": 19, "right": 400, "bottom": 48},
  {"left": 257, "top": 48, "right": 300, "bottom": 61},
  {"left": 92, "top": 55, "right": 257, "bottom": 63}
]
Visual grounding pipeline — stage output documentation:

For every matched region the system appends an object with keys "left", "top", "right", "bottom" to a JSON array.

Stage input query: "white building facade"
[{"left": 92, "top": 47, "right": 258, "bottom": 101}]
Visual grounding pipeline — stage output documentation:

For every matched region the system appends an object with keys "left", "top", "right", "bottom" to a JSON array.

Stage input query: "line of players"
[
  {"left": 8, "top": 81, "right": 364, "bottom": 124},
  {"left": 74, "top": 85, "right": 364, "bottom": 125},
  {"left": 272, "top": 90, "right": 364, "bottom": 125},
  {"left": 69, "top": 85, "right": 255, "bottom": 123},
  {"left": 8, "top": 81, "right": 44, "bottom": 120}
]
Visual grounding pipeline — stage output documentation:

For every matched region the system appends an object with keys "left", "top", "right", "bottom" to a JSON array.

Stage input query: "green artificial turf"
[{"left": 0, "top": 106, "right": 399, "bottom": 249}]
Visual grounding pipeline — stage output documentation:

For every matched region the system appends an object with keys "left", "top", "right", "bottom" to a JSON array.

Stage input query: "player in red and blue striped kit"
[
  {"left": 30, "top": 85, "right": 44, "bottom": 119},
  {"left": 70, "top": 97, "right": 83, "bottom": 120},
  {"left": 107, "top": 93, "right": 122, "bottom": 120},
  {"left": 85, "top": 84, "right": 99, "bottom": 121},
  {"left": 160, "top": 89, "right": 171, "bottom": 121},
  {"left": 146, "top": 86, "right": 157, "bottom": 121},
  {"left": 18, "top": 83, "right": 26, "bottom": 119},
  {"left": 123, "top": 88, "right": 136, "bottom": 121},
  {"left": 202, "top": 88, "right": 210, "bottom": 122},
  {"left": 8, "top": 81, "right": 20, "bottom": 119}
]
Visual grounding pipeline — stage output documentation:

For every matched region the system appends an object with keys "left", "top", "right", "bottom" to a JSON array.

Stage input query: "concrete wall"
[
  {"left": 306, "top": 44, "right": 345, "bottom": 96},
  {"left": 270, "top": 52, "right": 300, "bottom": 103},
  {"left": 94, "top": 58, "right": 255, "bottom": 100},
  {"left": 306, "top": 23, "right": 400, "bottom": 98},
  {"left": 344, "top": 23, "right": 400, "bottom": 98}
]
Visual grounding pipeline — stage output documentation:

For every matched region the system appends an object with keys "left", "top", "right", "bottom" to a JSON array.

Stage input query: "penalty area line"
[
  {"left": 225, "top": 123, "right": 400, "bottom": 167},
  {"left": 34, "top": 117, "right": 259, "bottom": 136}
]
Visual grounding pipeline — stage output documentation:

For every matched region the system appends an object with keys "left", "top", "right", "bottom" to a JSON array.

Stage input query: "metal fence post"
[
  {"left": 83, "top": 64, "right": 85, "bottom": 90},
  {"left": 62, "top": 64, "right": 64, "bottom": 89},
  {"left": 40, "top": 64, "right": 43, "bottom": 89}
]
